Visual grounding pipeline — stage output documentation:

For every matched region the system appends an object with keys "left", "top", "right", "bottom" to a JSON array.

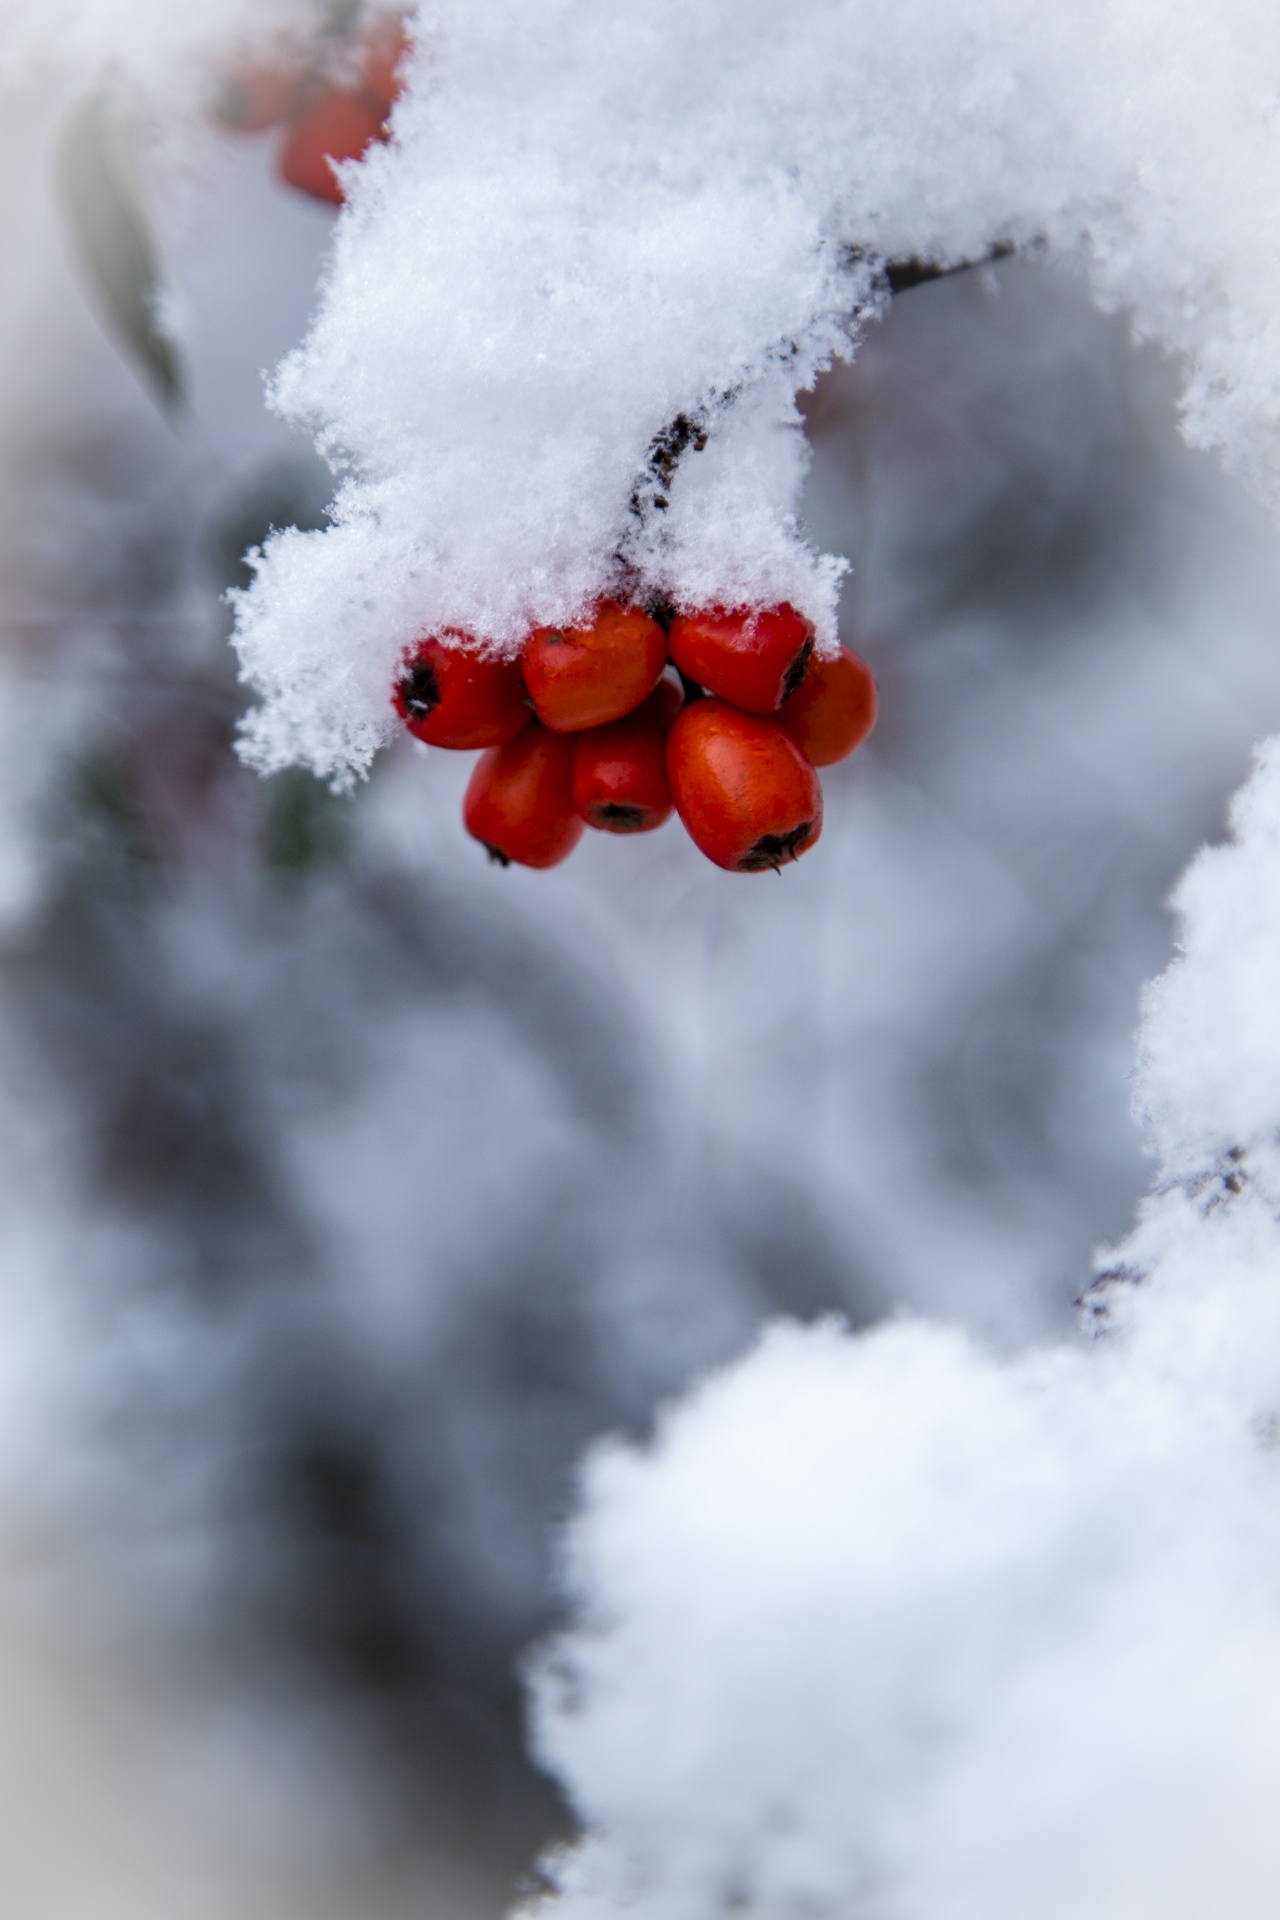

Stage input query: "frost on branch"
[{"left": 234, "top": 0, "right": 1280, "bottom": 787}]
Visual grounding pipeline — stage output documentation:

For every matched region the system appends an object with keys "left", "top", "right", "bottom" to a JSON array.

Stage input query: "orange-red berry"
[
  {"left": 463, "top": 725, "right": 584, "bottom": 869},
  {"left": 572, "top": 683, "right": 682, "bottom": 833},
  {"left": 778, "top": 646, "right": 877, "bottom": 767},
  {"left": 667, "top": 700, "right": 822, "bottom": 872},
  {"left": 277, "top": 84, "right": 387, "bottom": 205},
  {"left": 522, "top": 602, "right": 667, "bottom": 732},
  {"left": 361, "top": 15, "right": 411, "bottom": 117},
  {"left": 216, "top": 66, "right": 299, "bottom": 132},
  {"left": 667, "top": 603, "right": 815, "bottom": 714},
  {"left": 394, "top": 635, "right": 530, "bottom": 749}
]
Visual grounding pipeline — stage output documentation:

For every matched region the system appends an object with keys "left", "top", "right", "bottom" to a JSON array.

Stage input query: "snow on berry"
[{"left": 232, "top": 0, "right": 1280, "bottom": 789}]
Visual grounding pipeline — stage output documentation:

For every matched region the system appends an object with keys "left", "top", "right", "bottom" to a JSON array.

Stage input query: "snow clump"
[{"left": 234, "top": 0, "right": 1280, "bottom": 786}]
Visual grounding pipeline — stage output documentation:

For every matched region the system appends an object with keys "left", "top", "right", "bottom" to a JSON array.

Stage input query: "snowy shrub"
[{"left": 7, "top": 0, "right": 1280, "bottom": 1912}]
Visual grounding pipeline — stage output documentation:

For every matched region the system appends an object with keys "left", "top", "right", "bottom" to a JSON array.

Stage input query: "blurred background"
[{"left": 0, "top": 40, "right": 1278, "bottom": 1919}]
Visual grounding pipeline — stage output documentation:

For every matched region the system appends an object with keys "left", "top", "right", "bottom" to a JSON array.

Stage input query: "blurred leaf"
[
  {"left": 53, "top": 748, "right": 160, "bottom": 893},
  {"left": 208, "top": 454, "right": 335, "bottom": 593},
  {"left": 261, "top": 767, "right": 353, "bottom": 882},
  {"left": 57, "top": 90, "right": 185, "bottom": 413}
]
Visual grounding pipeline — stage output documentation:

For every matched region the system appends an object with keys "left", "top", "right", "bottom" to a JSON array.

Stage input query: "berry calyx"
[
  {"left": 667, "top": 603, "right": 816, "bottom": 714},
  {"left": 522, "top": 602, "right": 667, "bottom": 732},
  {"left": 666, "top": 700, "right": 823, "bottom": 872},
  {"left": 778, "top": 645, "right": 878, "bottom": 766},
  {"left": 394, "top": 635, "right": 530, "bottom": 749},
  {"left": 216, "top": 66, "right": 299, "bottom": 132},
  {"left": 572, "top": 683, "right": 683, "bottom": 833},
  {"left": 277, "top": 84, "right": 387, "bottom": 205},
  {"left": 361, "top": 15, "right": 411, "bottom": 118},
  {"left": 463, "top": 725, "right": 584, "bottom": 869}
]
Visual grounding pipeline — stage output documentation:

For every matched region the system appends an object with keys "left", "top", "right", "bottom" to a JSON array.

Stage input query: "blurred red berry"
[
  {"left": 778, "top": 646, "right": 877, "bottom": 766},
  {"left": 361, "top": 14, "right": 411, "bottom": 118},
  {"left": 667, "top": 699, "right": 822, "bottom": 872},
  {"left": 463, "top": 725, "right": 584, "bottom": 869},
  {"left": 668, "top": 603, "right": 815, "bottom": 714},
  {"left": 522, "top": 601, "right": 667, "bottom": 732},
  {"left": 572, "top": 683, "right": 682, "bottom": 833},
  {"left": 394, "top": 635, "right": 530, "bottom": 749},
  {"left": 277, "top": 84, "right": 387, "bottom": 205},
  {"left": 215, "top": 66, "right": 299, "bottom": 132}
]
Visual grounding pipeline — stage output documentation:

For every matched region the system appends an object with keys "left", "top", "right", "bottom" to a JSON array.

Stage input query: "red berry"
[
  {"left": 778, "top": 646, "right": 877, "bottom": 767},
  {"left": 667, "top": 700, "right": 822, "bottom": 872},
  {"left": 277, "top": 84, "right": 387, "bottom": 205},
  {"left": 522, "top": 602, "right": 667, "bottom": 732},
  {"left": 463, "top": 725, "right": 584, "bottom": 869},
  {"left": 394, "top": 635, "right": 530, "bottom": 749},
  {"left": 667, "top": 603, "right": 815, "bottom": 714},
  {"left": 215, "top": 66, "right": 299, "bottom": 132},
  {"left": 572, "top": 684, "right": 681, "bottom": 833},
  {"left": 361, "top": 15, "right": 411, "bottom": 117}
]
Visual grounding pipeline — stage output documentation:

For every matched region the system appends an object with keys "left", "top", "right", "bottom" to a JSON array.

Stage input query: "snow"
[
  {"left": 529, "top": 1309, "right": 1280, "bottom": 1917},
  {"left": 233, "top": 0, "right": 1280, "bottom": 787},
  {"left": 1134, "top": 742, "right": 1280, "bottom": 1176}
]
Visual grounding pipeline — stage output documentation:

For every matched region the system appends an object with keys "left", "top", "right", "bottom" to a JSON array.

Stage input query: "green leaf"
[{"left": 56, "top": 90, "right": 185, "bottom": 414}]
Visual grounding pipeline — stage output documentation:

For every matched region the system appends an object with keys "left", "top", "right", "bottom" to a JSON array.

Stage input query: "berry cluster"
[
  {"left": 216, "top": 15, "right": 409, "bottom": 206},
  {"left": 393, "top": 603, "right": 876, "bottom": 874}
]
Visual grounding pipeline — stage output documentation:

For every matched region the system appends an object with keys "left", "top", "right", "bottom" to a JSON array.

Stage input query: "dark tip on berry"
[
  {"left": 781, "top": 635, "right": 815, "bottom": 703},
  {"left": 736, "top": 820, "right": 816, "bottom": 872},
  {"left": 398, "top": 658, "right": 441, "bottom": 719},
  {"left": 592, "top": 803, "right": 648, "bottom": 832},
  {"left": 483, "top": 843, "right": 511, "bottom": 868},
  {"left": 645, "top": 590, "right": 677, "bottom": 633}
]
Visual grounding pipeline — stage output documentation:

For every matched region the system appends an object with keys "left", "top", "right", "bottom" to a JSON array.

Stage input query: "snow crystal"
[
  {"left": 233, "top": 0, "right": 1280, "bottom": 785},
  {"left": 1134, "top": 740, "right": 1280, "bottom": 1179},
  {"left": 522, "top": 735, "right": 1280, "bottom": 1916}
]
